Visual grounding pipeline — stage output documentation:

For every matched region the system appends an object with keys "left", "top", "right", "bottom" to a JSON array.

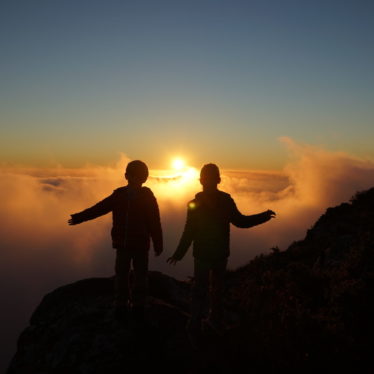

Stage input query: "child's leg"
[
  {"left": 209, "top": 258, "right": 228, "bottom": 323},
  {"left": 114, "top": 248, "right": 132, "bottom": 307},
  {"left": 132, "top": 249, "right": 149, "bottom": 308},
  {"left": 190, "top": 259, "right": 210, "bottom": 326}
]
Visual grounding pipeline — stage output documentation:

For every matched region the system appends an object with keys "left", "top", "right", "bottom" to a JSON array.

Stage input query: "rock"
[{"left": 7, "top": 273, "right": 192, "bottom": 374}]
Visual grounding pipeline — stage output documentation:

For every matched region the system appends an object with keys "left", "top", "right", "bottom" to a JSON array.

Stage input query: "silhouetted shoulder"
[
  {"left": 140, "top": 186, "right": 153, "bottom": 193},
  {"left": 218, "top": 191, "right": 232, "bottom": 200},
  {"left": 140, "top": 186, "right": 156, "bottom": 197},
  {"left": 195, "top": 190, "right": 232, "bottom": 199},
  {"left": 113, "top": 186, "right": 127, "bottom": 194},
  {"left": 187, "top": 198, "right": 198, "bottom": 210},
  {"left": 193, "top": 190, "right": 233, "bottom": 208},
  {"left": 110, "top": 187, "right": 127, "bottom": 200}
]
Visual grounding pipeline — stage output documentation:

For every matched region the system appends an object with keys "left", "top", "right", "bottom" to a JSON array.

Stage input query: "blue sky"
[{"left": 1, "top": 0, "right": 373, "bottom": 169}]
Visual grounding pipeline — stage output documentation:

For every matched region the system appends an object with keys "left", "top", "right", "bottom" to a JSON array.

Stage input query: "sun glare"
[
  {"left": 171, "top": 157, "right": 198, "bottom": 184},
  {"left": 172, "top": 158, "right": 185, "bottom": 170},
  {"left": 183, "top": 167, "right": 199, "bottom": 181},
  {"left": 170, "top": 157, "right": 198, "bottom": 182},
  {"left": 149, "top": 157, "right": 199, "bottom": 196}
]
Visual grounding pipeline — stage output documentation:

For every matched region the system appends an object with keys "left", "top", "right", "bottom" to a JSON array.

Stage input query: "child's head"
[
  {"left": 125, "top": 160, "right": 149, "bottom": 187},
  {"left": 200, "top": 163, "right": 221, "bottom": 189}
]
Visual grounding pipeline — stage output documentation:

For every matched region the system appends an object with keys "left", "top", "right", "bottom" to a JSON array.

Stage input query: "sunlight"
[
  {"left": 181, "top": 166, "right": 199, "bottom": 182},
  {"left": 172, "top": 158, "right": 185, "bottom": 170},
  {"left": 171, "top": 157, "right": 198, "bottom": 183},
  {"left": 148, "top": 157, "right": 200, "bottom": 198}
]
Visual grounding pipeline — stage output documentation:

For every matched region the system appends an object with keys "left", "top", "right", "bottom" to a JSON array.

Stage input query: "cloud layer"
[{"left": 1, "top": 139, "right": 374, "bottom": 370}]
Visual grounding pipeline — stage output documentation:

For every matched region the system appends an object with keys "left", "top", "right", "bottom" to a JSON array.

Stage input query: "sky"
[
  {"left": 1, "top": 0, "right": 374, "bottom": 169},
  {"left": 1, "top": 0, "right": 374, "bottom": 371}
]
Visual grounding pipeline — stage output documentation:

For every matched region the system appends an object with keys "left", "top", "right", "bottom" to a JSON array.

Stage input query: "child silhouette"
[
  {"left": 69, "top": 160, "right": 163, "bottom": 322},
  {"left": 168, "top": 163, "right": 275, "bottom": 335}
]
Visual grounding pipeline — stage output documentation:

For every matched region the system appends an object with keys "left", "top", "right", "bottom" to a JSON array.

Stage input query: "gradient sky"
[{"left": 1, "top": 0, "right": 373, "bottom": 169}]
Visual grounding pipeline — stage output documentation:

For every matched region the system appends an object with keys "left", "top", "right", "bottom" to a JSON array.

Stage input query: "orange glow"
[
  {"left": 148, "top": 158, "right": 199, "bottom": 197},
  {"left": 181, "top": 166, "right": 199, "bottom": 182},
  {"left": 172, "top": 158, "right": 185, "bottom": 170},
  {"left": 169, "top": 156, "right": 198, "bottom": 184}
]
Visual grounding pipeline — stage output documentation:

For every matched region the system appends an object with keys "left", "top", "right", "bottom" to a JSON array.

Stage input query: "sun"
[
  {"left": 171, "top": 158, "right": 185, "bottom": 170},
  {"left": 170, "top": 157, "right": 199, "bottom": 183},
  {"left": 149, "top": 157, "right": 198, "bottom": 192}
]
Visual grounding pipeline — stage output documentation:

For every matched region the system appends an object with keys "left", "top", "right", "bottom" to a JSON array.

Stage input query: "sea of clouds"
[{"left": 1, "top": 137, "right": 374, "bottom": 370}]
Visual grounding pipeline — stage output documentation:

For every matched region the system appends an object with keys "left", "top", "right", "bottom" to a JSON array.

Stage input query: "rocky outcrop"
[{"left": 7, "top": 273, "right": 193, "bottom": 374}]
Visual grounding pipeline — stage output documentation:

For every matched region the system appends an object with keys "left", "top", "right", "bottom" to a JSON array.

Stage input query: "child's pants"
[
  {"left": 114, "top": 247, "right": 148, "bottom": 307},
  {"left": 190, "top": 258, "right": 227, "bottom": 323}
]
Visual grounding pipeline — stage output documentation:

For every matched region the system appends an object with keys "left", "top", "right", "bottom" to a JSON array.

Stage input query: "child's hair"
[
  {"left": 200, "top": 163, "right": 220, "bottom": 181},
  {"left": 125, "top": 160, "right": 149, "bottom": 182}
]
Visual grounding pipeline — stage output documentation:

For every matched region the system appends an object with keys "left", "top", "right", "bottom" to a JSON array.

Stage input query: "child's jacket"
[
  {"left": 71, "top": 186, "right": 163, "bottom": 252},
  {"left": 173, "top": 190, "right": 270, "bottom": 263}
]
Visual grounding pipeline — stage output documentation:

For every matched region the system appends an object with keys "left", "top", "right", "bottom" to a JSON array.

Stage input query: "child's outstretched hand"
[
  {"left": 68, "top": 216, "right": 79, "bottom": 225},
  {"left": 267, "top": 209, "right": 276, "bottom": 219},
  {"left": 167, "top": 256, "right": 179, "bottom": 266}
]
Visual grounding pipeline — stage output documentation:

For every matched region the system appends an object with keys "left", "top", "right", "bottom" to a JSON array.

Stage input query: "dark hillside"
[{"left": 225, "top": 187, "right": 374, "bottom": 372}]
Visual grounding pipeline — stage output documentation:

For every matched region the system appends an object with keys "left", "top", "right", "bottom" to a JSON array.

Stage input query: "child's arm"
[
  {"left": 229, "top": 197, "right": 276, "bottom": 228},
  {"left": 147, "top": 191, "right": 163, "bottom": 256},
  {"left": 68, "top": 193, "right": 115, "bottom": 225},
  {"left": 167, "top": 202, "right": 195, "bottom": 264}
]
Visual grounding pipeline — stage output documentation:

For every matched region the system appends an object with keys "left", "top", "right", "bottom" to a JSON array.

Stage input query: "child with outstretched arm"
[
  {"left": 69, "top": 160, "right": 163, "bottom": 323},
  {"left": 168, "top": 163, "right": 275, "bottom": 335}
]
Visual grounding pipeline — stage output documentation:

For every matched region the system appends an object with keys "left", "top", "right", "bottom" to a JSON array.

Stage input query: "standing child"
[
  {"left": 168, "top": 163, "right": 275, "bottom": 334},
  {"left": 69, "top": 160, "right": 163, "bottom": 322}
]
